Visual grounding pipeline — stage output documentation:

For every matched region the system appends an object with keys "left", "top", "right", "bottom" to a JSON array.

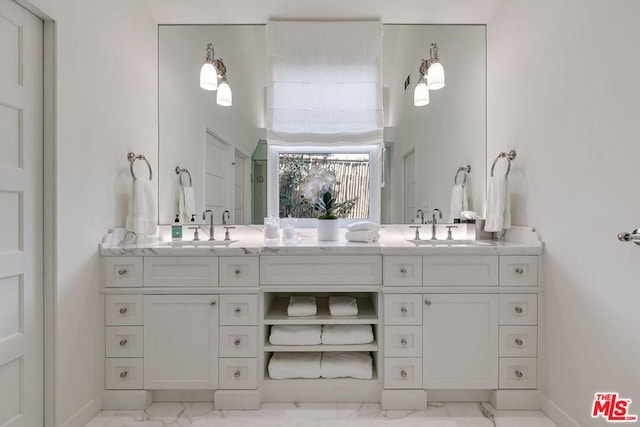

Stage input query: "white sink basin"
[
  {"left": 168, "top": 240, "right": 239, "bottom": 247},
  {"left": 406, "top": 239, "right": 491, "bottom": 246}
]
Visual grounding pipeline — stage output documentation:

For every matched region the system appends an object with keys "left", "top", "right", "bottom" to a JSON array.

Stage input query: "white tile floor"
[{"left": 85, "top": 402, "right": 557, "bottom": 426}]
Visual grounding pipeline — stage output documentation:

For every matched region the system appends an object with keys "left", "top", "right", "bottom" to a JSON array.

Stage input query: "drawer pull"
[
  {"left": 400, "top": 370, "right": 408, "bottom": 378},
  {"left": 234, "top": 370, "right": 242, "bottom": 378},
  {"left": 514, "top": 370, "right": 524, "bottom": 378},
  {"left": 118, "top": 268, "right": 127, "bottom": 276},
  {"left": 514, "top": 306, "right": 524, "bottom": 314},
  {"left": 234, "top": 307, "right": 242, "bottom": 314},
  {"left": 119, "top": 339, "right": 128, "bottom": 347},
  {"left": 515, "top": 267, "right": 524, "bottom": 275},
  {"left": 400, "top": 306, "right": 408, "bottom": 314},
  {"left": 120, "top": 371, "right": 128, "bottom": 379},
  {"left": 400, "top": 267, "right": 407, "bottom": 275},
  {"left": 234, "top": 338, "right": 241, "bottom": 346},
  {"left": 400, "top": 338, "right": 408, "bottom": 346},
  {"left": 234, "top": 268, "right": 242, "bottom": 276},
  {"left": 210, "top": 300, "right": 217, "bottom": 306},
  {"left": 515, "top": 338, "right": 524, "bottom": 346},
  {"left": 424, "top": 298, "right": 432, "bottom": 306},
  {"left": 119, "top": 307, "right": 128, "bottom": 315}
]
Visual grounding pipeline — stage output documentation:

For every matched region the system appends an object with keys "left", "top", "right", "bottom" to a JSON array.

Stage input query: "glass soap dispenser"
[{"left": 172, "top": 214, "right": 182, "bottom": 241}]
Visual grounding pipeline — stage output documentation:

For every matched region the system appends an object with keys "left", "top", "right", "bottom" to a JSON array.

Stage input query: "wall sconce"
[
  {"left": 199, "top": 42, "right": 232, "bottom": 106},
  {"left": 413, "top": 42, "right": 445, "bottom": 107}
]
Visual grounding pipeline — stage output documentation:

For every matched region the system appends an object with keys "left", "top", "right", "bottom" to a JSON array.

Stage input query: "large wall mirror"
[{"left": 158, "top": 24, "right": 486, "bottom": 225}]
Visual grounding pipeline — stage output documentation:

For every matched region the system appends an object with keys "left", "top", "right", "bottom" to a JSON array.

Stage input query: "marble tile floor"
[{"left": 85, "top": 402, "right": 557, "bottom": 427}]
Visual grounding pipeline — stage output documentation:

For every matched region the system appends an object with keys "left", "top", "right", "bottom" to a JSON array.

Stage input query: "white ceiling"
[{"left": 147, "top": 0, "right": 498, "bottom": 25}]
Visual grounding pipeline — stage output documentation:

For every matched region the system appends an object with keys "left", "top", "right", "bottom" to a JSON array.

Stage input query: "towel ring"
[
  {"left": 490, "top": 150, "right": 517, "bottom": 178},
  {"left": 454, "top": 165, "right": 471, "bottom": 185},
  {"left": 127, "top": 152, "right": 152, "bottom": 181},
  {"left": 175, "top": 167, "right": 193, "bottom": 187}
]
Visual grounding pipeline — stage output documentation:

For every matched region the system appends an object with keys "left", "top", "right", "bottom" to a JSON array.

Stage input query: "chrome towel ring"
[
  {"left": 127, "top": 152, "right": 152, "bottom": 181},
  {"left": 175, "top": 166, "right": 193, "bottom": 187},
  {"left": 454, "top": 165, "right": 471, "bottom": 185},
  {"left": 490, "top": 149, "right": 517, "bottom": 178}
]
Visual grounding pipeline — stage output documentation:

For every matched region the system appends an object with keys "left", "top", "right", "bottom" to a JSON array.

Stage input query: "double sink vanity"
[{"left": 100, "top": 225, "right": 543, "bottom": 411}]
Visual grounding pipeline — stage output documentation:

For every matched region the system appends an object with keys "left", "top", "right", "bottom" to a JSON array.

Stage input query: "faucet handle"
[
  {"left": 445, "top": 225, "right": 458, "bottom": 240},
  {"left": 409, "top": 225, "right": 421, "bottom": 240},
  {"left": 188, "top": 226, "right": 200, "bottom": 241},
  {"left": 223, "top": 226, "right": 236, "bottom": 241}
]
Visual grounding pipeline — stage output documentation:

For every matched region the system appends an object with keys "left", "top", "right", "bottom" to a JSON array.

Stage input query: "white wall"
[{"left": 488, "top": 1, "right": 640, "bottom": 425}]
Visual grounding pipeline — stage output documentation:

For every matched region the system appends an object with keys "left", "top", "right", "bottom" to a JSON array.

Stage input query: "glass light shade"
[
  {"left": 414, "top": 81, "right": 430, "bottom": 106},
  {"left": 200, "top": 62, "right": 218, "bottom": 91},
  {"left": 216, "top": 80, "right": 232, "bottom": 106},
  {"left": 427, "top": 62, "right": 445, "bottom": 90}
]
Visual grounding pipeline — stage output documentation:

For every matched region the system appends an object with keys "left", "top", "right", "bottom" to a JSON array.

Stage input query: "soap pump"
[{"left": 172, "top": 214, "right": 183, "bottom": 241}]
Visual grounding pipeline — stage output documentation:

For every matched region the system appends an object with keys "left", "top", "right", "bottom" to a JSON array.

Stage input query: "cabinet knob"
[
  {"left": 120, "top": 371, "right": 128, "bottom": 379},
  {"left": 119, "top": 307, "right": 128, "bottom": 315},
  {"left": 515, "top": 338, "right": 524, "bottom": 346},
  {"left": 210, "top": 300, "right": 217, "bottom": 306},
  {"left": 424, "top": 298, "right": 432, "bottom": 306},
  {"left": 400, "top": 338, "right": 408, "bottom": 346},
  {"left": 400, "top": 267, "right": 407, "bottom": 275},
  {"left": 515, "top": 267, "right": 524, "bottom": 275},
  {"left": 514, "top": 306, "right": 524, "bottom": 314},
  {"left": 400, "top": 370, "right": 408, "bottom": 378},
  {"left": 119, "top": 339, "right": 128, "bottom": 347},
  {"left": 118, "top": 268, "right": 127, "bottom": 276},
  {"left": 234, "top": 370, "right": 241, "bottom": 378},
  {"left": 400, "top": 306, "right": 408, "bottom": 314},
  {"left": 234, "top": 338, "right": 241, "bottom": 346},
  {"left": 514, "top": 370, "right": 524, "bottom": 378},
  {"left": 234, "top": 268, "right": 241, "bottom": 276},
  {"left": 234, "top": 307, "right": 242, "bottom": 314}
]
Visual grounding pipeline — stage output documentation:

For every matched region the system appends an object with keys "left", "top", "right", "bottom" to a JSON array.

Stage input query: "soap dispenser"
[{"left": 172, "top": 214, "right": 183, "bottom": 241}]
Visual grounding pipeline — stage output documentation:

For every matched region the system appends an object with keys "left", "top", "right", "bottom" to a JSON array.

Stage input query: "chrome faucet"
[
  {"left": 202, "top": 209, "right": 215, "bottom": 241},
  {"left": 431, "top": 208, "right": 442, "bottom": 239},
  {"left": 416, "top": 209, "right": 424, "bottom": 224},
  {"left": 222, "top": 210, "right": 231, "bottom": 226}
]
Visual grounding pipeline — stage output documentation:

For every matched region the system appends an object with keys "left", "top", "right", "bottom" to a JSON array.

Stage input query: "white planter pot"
[{"left": 317, "top": 219, "right": 339, "bottom": 241}]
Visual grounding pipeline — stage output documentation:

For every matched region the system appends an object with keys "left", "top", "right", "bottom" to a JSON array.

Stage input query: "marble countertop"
[{"left": 100, "top": 225, "right": 543, "bottom": 256}]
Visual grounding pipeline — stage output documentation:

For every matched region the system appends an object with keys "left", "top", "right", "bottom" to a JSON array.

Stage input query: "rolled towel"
[
  {"left": 287, "top": 296, "right": 317, "bottom": 317},
  {"left": 345, "top": 230, "right": 380, "bottom": 243},
  {"left": 125, "top": 179, "right": 157, "bottom": 236},
  {"left": 269, "top": 325, "right": 322, "bottom": 345},
  {"left": 321, "top": 352, "right": 372, "bottom": 380},
  {"left": 328, "top": 296, "right": 358, "bottom": 316},
  {"left": 347, "top": 221, "right": 381, "bottom": 232},
  {"left": 268, "top": 352, "right": 321, "bottom": 379},
  {"left": 321, "top": 324, "right": 374, "bottom": 345}
]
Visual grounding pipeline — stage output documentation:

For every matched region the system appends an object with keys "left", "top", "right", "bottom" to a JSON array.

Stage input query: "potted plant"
[{"left": 301, "top": 166, "right": 344, "bottom": 241}]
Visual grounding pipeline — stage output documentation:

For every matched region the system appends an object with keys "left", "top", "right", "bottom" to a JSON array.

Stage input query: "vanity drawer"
[
  {"left": 219, "top": 295, "right": 258, "bottom": 326},
  {"left": 105, "top": 358, "right": 143, "bottom": 390},
  {"left": 499, "top": 294, "right": 538, "bottom": 325},
  {"left": 499, "top": 256, "right": 538, "bottom": 286},
  {"left": 219, "top": 257, "right": 259, "bottom": 287},
  {"left": 499, "top": 357, "right": 537, "bottom": 389},
  {"left": 499, "top": 326, "right": 537, "bottom": 357},
  {"left": 103, "top": 257, "right": 143, "bottom": 287},
  {"left": 384, "top": 358, "right": 423, "bottom": 389},
  {"left": 384, "top": 294, "right": 423, "bottom": 326},
  {"left": 218, "top": 358, "right": 257, "bottom": 390},
  {"left": 260, "top": 255, "right": 382, "bottom": 285},
  {"left": 383, "top": 256, "right": 422, "bottom": 286},
  {"left": 384, "top": 326, "right": 422, "bottom": 357},
  {"left": 423, "top": 256, "right": 498, "bottom": 286},
  {"left": 106, "top": 326, "right": 144, "bottom": 358},
  {"left": 219, "top": 326, "right": 257, "bottom": 358},
  {"left": 106, "top": 295, "right": 143, "bottom": 325},
  {"left": 144, "top": 257, "right": 218, "bottom": 287}
]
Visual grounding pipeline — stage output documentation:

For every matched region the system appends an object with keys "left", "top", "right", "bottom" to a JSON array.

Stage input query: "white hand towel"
[
  {"left": 287, "top": 296, "right": 317, "bottom": 317},
  {"left": 321, "top": 324, "right": 374, "bottom": 345},
  {"left": 345, "top": 230, "right": 380, "bottom": 243},
  {"left": 179, "top": 186, "right": 196, "bottom": 223},
  {"left": 485, "top": 176, "right": 511, "bottom": 232},
  {"left": 328, "top": 296, "right": 358, "bottom": 316},
  {"left": 268, "top": 352, "right": 321, "bottom": 379},
  {"left": 125, "top": 179, "right": 157, "bottom": 235},
  {"left": 448, "top": 183, "right": 469, "bottom": 223},
  {"left": 320, "top": 352, "right": 372, "bottom": 380},
  {"left": 347, "top": 221, "right": 381, "bottom": 232},
  {"left": 269, "top": 325, "right": 322, "bottom": 345}
]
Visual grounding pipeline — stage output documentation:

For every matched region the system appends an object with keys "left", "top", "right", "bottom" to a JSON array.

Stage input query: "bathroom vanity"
[{"left": 100, "top": 226, "right": 542, "bottom": 411}]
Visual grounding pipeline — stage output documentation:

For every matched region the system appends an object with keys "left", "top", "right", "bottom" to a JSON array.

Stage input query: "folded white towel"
[
  {"left": 485, "top": 176, "right": 511, "bottom": 232},
  {"left": 179, "top": 186, "right": 196, "bottom": 223},
  {"left": 269, "top": 325, "right": 322, "bottom": 345},
  {"left": 448, "top": 183, "right": 469, "bottom": 223},
  {"left": 321, "top": 352, "right": 372, "bottom": 379},
  {"left": 287, "top": 296, "right": 317, "bottom": 317},
  {"left": 347, "top": 221, "right": 381, "bottom": 232},
  {"left": 321, "top": 324, "right": 374, "bottom": 345},
  {"left": 328, "top": 296, "right": 358, "bottom": 316},
  {"left": 345, "top": 230, "right": 380, "bottom": 243},
  {"left": 125, "top": 179, "right": 157, "bottom": 236},
  {"left": 268, "top": 352, "right": 321, "bottom": 379}
]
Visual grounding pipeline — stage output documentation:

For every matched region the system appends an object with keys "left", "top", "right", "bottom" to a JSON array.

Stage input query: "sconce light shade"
[
  {"left": 200, "top": 62, "right": 218, "bottom": 91},
  {"left": 427, "top": 62, "right": 445, "bottom": 90},
  {"left": 414, "top": 80, "right": 430, "bottom": 106},
  {"left": 216, "top": 78, "right": 232, "bottom": 106}
]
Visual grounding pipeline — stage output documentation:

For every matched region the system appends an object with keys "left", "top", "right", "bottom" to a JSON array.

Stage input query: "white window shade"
[{"left": 267, "top": 21, "right": 383, "bottom": 145}]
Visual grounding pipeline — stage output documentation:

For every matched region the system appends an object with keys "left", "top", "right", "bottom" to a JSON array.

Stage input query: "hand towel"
[
  {"left": 345, "top": 230, "right": 380, "bottom": 243},
  {"left": 125, "top": 179, "right": 157, "bottom": 235},
  {"left": 347, "top": 221, "right": 381, "bottom": 232},
  {"left": 485, "top": 176, "right": 511, "bottom": 232},
  {"left": 328, "top": 296, "right": 358, "bottom": 316},
  {"left": 287, "top": 296, "right": 317, "bottom": 317},
  {"left": 320, "top": 352, "right": 372, "bottom": 379},
  {"left": 178, "top": 186, "right": 196, "bottom": 223},
  {"left": 448, "top": 183, "right": 469, "bottom": 223},
  {"left": 268, "top": 352, "right": 321, "bottom": 379},
  {"left": 269, "top": 325, "right": 322, "bottom": 345},
  {"left": 321, "top": 324, "right": 374, "bottom": 345}
]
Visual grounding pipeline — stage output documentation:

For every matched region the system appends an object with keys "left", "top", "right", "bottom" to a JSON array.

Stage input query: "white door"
[
  {"left": 423, "top": 294, "right": 498, "bottom": 389},
  {"left": 0, "top": 2, "right": 43, "bottom": 426},
  {"left": 233, "top": 150, "right": 247, "bottom": 224},
  {"left": 144, "top": 295, "right": 219, "bottom": 389},
  {"left": 403, "top": 149, "right": 416, "bottom": 223},
  {"left": 205, "top": 130, "right": 233, "bottom": 221}
]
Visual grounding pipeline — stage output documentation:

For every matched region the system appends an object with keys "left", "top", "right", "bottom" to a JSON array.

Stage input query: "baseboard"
[
  {"left": 426, "top": 389, "right": 493, "bottom": 402},
  {"left": 102, "top": 390, "right": 152, "bottom": 410},
  {"left": 58, "top": 397, "right": 102, "bottom": 427},
  {"left": 215, "top": 390, "right": 261, "bottom": 410},
  {"left": 541, "top": 395, "right": 581, "bottom": 427},
  {"left": 153, "top": 390, "right": 214, "bottom": 402},
  {"left": 381, "top": 390, "right": 427, "bottom": 410},
  {"left": 491, "top": 390, "right": 541, "bottom": 410}
]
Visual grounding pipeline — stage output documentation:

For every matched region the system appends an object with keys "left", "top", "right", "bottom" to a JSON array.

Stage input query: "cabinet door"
[
  {"left": 144, "top": 295, "right": 219, "bottom": 389},
  {"left": 423, "top": 294, "right": 498, "bottom": 389}
]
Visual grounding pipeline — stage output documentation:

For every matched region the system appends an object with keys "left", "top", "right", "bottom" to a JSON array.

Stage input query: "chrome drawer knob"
[
  {"left": 400, "top": 267, "right": 407, "bottom": 275},
  {"left": 400, "top": 306, "right": 408, "bottom": 314},
  {"left": 120, "top": 371, "right": 128, "bottom": 379},
  {"left": 234, "top": 307, "right": 242, "bottom": 314},
  {"left": 424, "top": 299, "right": 432, "bottom": 306},
  {"left": 514, "top": 306, "right": 524, "bottom": 314},
  {"left": 210, "top": 300, "right": 217, "bottom": 306},
  {"left": 515, "top": 370, "right": 524, "bottom": 378},
  {"left": 234, "top": 370, "right": 241, "bottom": 378},
  {"left": 515, "top": 338, "right": 523, "bottom": 346},
  {"left": 400, "top": 338, "right": 408, "bottom": 346},
  {"left": 119, "top": 339, "right": 128, "bottom": 347},
  {"left": 118, "top": 268, "right": 127, "bottom": 276},
  {"left": 515, "top": 267, "right": 524, "bottom": 275},
  {"left": 400, "top": 370, "right": 408, "bottom": 378},
  {"left": 119, "top": 307, "right": 128, "bottom": 315},
  {"left": 234, "top": 338, "right": 241, "bottom": 346},
  {"left": 234, "top": 268, "right": 241, "bottom": 276}
]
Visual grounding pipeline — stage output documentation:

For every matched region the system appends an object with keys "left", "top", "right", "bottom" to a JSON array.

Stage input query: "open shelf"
[
  {"left": 264, "top": 341, "right": 378, "bottom": 352},
  {"left": 264, "top": 297, "right": 378, "bottom": 325}
]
